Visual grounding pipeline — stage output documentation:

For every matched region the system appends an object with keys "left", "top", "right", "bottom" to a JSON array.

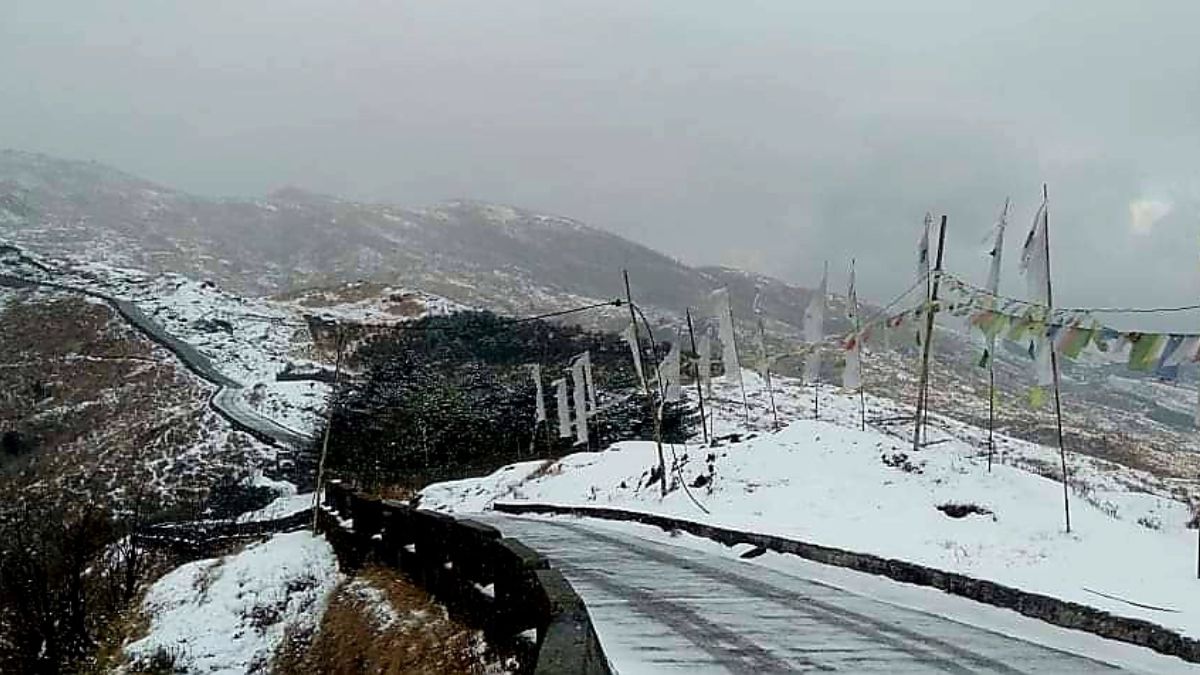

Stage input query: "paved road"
[
  {"left": 1, "top": 271, "right": 314, "bottom": 450},
  {"left": 480, "top": 515, "right": 1128, "bottom": 674}
]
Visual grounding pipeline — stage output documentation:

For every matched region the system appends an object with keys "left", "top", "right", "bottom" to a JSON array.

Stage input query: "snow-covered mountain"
[
  {"left": 3, "top": 149, "right": 1199, "bottom": 510},
  {"left": 0, "top": 150, "right": 819, "bottom": 331}
]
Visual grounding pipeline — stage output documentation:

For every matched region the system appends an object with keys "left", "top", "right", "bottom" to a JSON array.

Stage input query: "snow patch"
[{"left": 125, "top": 532, "right": 340, "bottom": 674}]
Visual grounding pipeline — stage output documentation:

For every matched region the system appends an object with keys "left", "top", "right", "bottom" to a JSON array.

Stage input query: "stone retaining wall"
[{"left": 322, "top": 484, "right": 613, "bottom": 675}]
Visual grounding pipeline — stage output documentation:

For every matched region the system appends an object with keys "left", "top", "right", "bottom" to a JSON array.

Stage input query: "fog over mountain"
[{"left": 3, "top": 2, "right": 1200, "bottom": 328}]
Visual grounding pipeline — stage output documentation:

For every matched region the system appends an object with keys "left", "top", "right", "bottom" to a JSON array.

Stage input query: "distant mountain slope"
[{"left": 0, "top": 150, "right": 830, "bottom": 335}]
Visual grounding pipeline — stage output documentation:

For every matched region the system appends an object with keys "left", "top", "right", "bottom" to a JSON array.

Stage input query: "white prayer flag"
[
  {"left": 661, "top": 334, "right": 683, "bottom": 402},
  {"left": 578, "top": 351, "right": 596, "bottom": 412},
  {"left": 986, "top": 200, "right": 1009, "bottom": 297},
  {"left": 1021, "top": 199, "right": 1050, "bottom": 306},
  {"left": 711, "top": 288, "right": 743, "bottom": 385},
  {"left": 975, "top": 200, "right": 1010, "bottom": 366},
  {"left": 752, "top": 288, "right": 770, "bottom": 377},
  {"left": 571, "top": 357, "right": 589, "bottom": 446},
  {"left": 528, "top": 363, "right": 546, "bottom": 423},
  {"left": 622, "top": 322, "right": 646, "bottom": 389},
  {"left": 917, "top": 213, "right": 933, "bottom": 348},
  {"left": 918, "top": 212, "right": 932, "bottom": 287},
  {"left": 554, "top": 378, "right": 571, "bottom": 438},
  {"left": 842, "top": 346, "right": 862, "bottom": 389},
  {"left": 803, "top": 265, "right": 827, "bottom": 383},
  {"left": 842, "top": 261, "right": 861, "bottom": 390},
  {"left": 697, "top": 333, "right": 712, "bottom": 396}
]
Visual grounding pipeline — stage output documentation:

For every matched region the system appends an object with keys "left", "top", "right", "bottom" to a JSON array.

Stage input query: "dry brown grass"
[
  {"left": 0, "top": 290, "right": 267, "bottom": 512},
  {"left": 274, "top": 566, "right": 511, "bottom": 675},
  {"left": 370, "top": 484, "right": 419, "bottom": 503}
]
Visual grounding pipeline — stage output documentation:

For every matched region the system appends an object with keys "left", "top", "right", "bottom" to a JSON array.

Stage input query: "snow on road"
[
  {"left": 481, "top": 514, "right": 1195, "bottom": 673},
  {"left": 124, "top": 531, "right": 340, "bottom": 674},
  {"left": 424, "top": 370, "right": 1200, "bottom": 644}
]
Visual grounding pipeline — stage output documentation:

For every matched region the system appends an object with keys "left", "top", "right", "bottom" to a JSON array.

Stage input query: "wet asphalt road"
[{"left": 480, "top": 515, "right": 1128, "bottom": 674}]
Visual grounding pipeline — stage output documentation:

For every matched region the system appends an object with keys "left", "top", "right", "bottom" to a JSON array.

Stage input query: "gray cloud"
[{"left": 3, "top": 1, "right": 1199, "bottom": 326}]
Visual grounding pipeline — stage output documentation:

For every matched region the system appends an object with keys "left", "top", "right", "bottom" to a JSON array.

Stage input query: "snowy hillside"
[
  {"left": 422, "top": 371, "right": 1200, "bottom": 640},
  {"left": 1, "top": 245, "right": 463, "bottom": 439},
  {"left": 124, "top": 531, "right": 340, "bottom": 674}
]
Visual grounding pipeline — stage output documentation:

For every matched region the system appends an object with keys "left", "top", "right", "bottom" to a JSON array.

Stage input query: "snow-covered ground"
[
  {"left": 423, "top": 369, "right": 1200, "bottom": 641},
  {"left": 274, "top": 281, "right": 465, "bottom": 325},
  {"left": 124, "top": 531, "right": 340, "bottom": 674}
]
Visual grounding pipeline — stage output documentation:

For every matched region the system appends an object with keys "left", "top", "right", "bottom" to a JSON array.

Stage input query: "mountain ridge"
[{"left": 0, "top": 149, "right": 837, "bottom": 349}]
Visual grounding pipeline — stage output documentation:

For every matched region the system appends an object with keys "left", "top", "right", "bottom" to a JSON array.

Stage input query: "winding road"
[
  {"left": 0, "top": 269, "right": 315, "bottom": 451},
  {"left": 480, "top": 515, "right": 1160, "bottom": 674}
]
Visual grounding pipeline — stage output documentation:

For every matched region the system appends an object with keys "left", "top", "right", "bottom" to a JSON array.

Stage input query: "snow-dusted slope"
[
  {"left": 423, "top": 371, "right": 1200, "bottom": 641},
  {"left": 124, "top": 531, "right": 340, "bottom": 674},
  {"left": 2, "top": 245, "right": 463, "bottom": 440}
]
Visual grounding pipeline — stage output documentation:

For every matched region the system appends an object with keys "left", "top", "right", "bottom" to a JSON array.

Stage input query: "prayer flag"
[
  {"left": 1056, "top": 324, "right": 1093, "bottom": 360},
  {"left": 571, "top": 358, "right": 589, "bottom": 446},
  {"left": 554, "top": 378, "right": 571, "bottom": 438},
  {"left": 1020, "top": 199, "right": 1050, "bottom": 306},
  {"left": 1164, "top": 335, "right": 1200, "bottom": 368},
  {"left": 661, "top": 335, "right": 683, "bottom": 403},
  {"left": 711, "top": 288, "right": 743, "bottom": 385},
  {"left": 623, "top": 322, "right": 647, "bottom": 389},
  {"left": 803, "top": 264, "right": 828, "bottom": 383},
  {"left": 843, "top": 260, "right": 862, "bottom": 390},
  {"left": 697, "top": 333, "right": 712, "bottom": 396},
  {"left": 528, "top": 364, "right": 546, "bottom": 423},
  {"left": 1155, "top": 335, "right": 1185, "bottom": 381},
  {"left": 1127, "top": 333, "right": 1167, "bottom": 371}
]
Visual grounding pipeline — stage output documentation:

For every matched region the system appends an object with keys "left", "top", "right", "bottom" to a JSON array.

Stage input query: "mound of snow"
[{"left": 125, "top": 531, "right": 340, "bottom": 674}]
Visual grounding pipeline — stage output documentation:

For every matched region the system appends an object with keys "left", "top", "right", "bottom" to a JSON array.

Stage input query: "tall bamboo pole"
[
  {"left": 311, "top": 326, "right": 345, "bottom": 532},
  {"left": 685, "top": 308, "right": 711, "bottom": 445},
  {"left": 987, "top": 367, "right": 996, "bottom": 471},
  {"left": 757, "top": 316, "right": 780, "bottom": 430},
  {"left": 986, "top": 198, "right": 1010, "bottom": 472},
  {"left": 814, "top": 260, "right": 827, "bottom": 420},
  {"left": 1041, "top": 184, "right": 1071, "bottom": 533},
  {"left": 625, "top": 270, "right": 667, "bottom": 496},
  {"left": 913, "top": 216, "right": 948, "bottom": 453}
]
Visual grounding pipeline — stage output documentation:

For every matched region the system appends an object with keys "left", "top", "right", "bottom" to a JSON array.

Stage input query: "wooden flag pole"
[
  {"left": 814, "top": 260, "right": 827, "bottom": 420},
  {"left": 1041, "top": 184, "right": 1072, "bottom": 533},
  {"left": 685, "top": 308, "right": 711, "bottom": 445},
  {"left": 311, "top": 326, "right": 344, "bottom": 532},
  {"left": 757, "top": 316, "right": 781, "bottom": 431},
  {"left": 987, "top": 197, "right": 1010, "bottom": 473},
  {"left": 624, "top": 270, "right": 668, "bottom": 496},
  {"left": 912, "top": 215, "right": 948, "bottom": 453},
  {"left": 987, "top": 366, "right": 996, "bottom": 471}
]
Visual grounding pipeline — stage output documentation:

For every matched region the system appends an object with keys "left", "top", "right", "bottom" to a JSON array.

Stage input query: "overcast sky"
[{"left": 3, "top": 1, "right": 1199, "bottom": 327}]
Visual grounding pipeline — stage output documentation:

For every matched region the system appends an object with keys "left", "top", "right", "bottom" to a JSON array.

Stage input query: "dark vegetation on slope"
[
  {"left": 321, "top": 311, "right": 695, "bottom": 490},
  {"left": 0, "top": 496, "right": 153, "bottom": 673}
]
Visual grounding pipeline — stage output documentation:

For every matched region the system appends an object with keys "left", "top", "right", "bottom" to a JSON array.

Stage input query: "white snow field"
[
  {"left": 124, "top": 531, "right": 340, "bottom": 674},
  {"left": 423, "top": 369, "right": 1200, "bottom": 644}
]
